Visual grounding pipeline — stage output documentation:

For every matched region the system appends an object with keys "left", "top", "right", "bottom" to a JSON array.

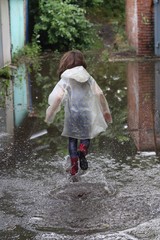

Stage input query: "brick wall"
[
  {"left": 127, "top": 62, "right": 156, "bottom": 151},
  {"left": 126, "top": 0, "right": 138, "bottom": 51},
  {"left": 126, "top": 0, "right": 154, "bottom": 56}
]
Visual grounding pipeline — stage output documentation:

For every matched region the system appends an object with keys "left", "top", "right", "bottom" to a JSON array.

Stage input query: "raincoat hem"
[{"left": 61, "top": 128, "right": 107, "bottom": 140}]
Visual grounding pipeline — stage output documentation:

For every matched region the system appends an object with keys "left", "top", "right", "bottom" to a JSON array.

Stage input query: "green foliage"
[
  {"left": 12, "top": 43, "right": 41, "bottom": 73},
  {"left": 33, "top": 0, "right": 93, "bottom": 51},
  {"left": 100, "top": 49, "right": 109, "bottom": 62},
  {"left": 0, "top": 66, "right": 10, "bottom": 80},
  {"left": 103, "top": 0, "right": 125, "bottom": 22},
  {"left": 29, "top": 0, "right": 126, "bottom": 52},
  {"left": 0, "top": 78, "right": 10, "bottom": 107},
  {"left": 65, "top": 0, "right": 103, "bottom": 7},
  {"left": 0, "top": 67, "right": 12, "bottom": 108},
  {"left": 12, "top": 43, "right": 41, "bottom": 63},
  {"left": 87, "top": 0, "right": 125, "bottom": 24}
]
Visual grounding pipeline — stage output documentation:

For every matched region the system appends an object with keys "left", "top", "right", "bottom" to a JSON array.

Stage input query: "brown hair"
[{"left": 58, "top": 50, "right": 87, "bottom": 78}]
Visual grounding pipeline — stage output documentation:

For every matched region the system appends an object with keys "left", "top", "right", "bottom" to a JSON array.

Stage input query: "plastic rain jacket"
[{"left": 45, "top": 66, "right": 112, "bottom": 139}]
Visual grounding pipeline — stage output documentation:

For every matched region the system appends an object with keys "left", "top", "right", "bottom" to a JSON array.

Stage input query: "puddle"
[{"left": 0, "top": 55, "right": 160, "bottom": 239}]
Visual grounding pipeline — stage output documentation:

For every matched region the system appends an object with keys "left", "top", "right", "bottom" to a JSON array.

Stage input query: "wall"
[
  {"left": 9, "top": 0, "right": 30, "bottom": 128},
  {"left": 13, "top": 65, "right": 28, "bottom": 128},
  {"left": 126, "top": 0, "right": 154, "bottom": 56},
  {"left": 9, "top": 0, "right": 25, "bottom": 55},
  {"left": 0, "top": 0, "right": 11, "bottom": 68},
  {"left": 0, "top": 0, "right": 28, "bottom": 67},
  {"left": 127, "top": 62, "right": 157, "bottom": 151},
  {"left": 126, "top": 0, "right": 138, "bottom": 51}
]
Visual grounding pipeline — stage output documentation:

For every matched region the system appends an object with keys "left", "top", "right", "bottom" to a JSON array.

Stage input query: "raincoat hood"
[{"left": 61, "top": 66, "right": 90, "bottom": 83}]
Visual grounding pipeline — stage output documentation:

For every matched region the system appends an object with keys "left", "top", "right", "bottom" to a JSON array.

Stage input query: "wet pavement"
[{"left": 0, "top": 56, "right": 160, "bottom": 239}]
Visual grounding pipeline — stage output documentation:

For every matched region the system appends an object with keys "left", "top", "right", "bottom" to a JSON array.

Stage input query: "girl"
[{"left": 45, "top": 50, "right": 112, "bottom": 176}]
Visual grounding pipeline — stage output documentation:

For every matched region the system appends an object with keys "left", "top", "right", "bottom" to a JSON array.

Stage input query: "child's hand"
[
  {"left": 44, "top": 118, "right": 50, "bottom": 125},
  {"left": 103, "top": 112, "right": 112, "bottom": 123},
  {"left": 44, "top": 117, "right": 48, "bottom": 123}
]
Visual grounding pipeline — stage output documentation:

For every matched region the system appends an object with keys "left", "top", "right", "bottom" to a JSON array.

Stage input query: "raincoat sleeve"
[
  {"left": 93, "top": 80, "right": 113, "bottom": 123},
  {"left": 45, "top": 82, "right": 65, "bottom": 124}
]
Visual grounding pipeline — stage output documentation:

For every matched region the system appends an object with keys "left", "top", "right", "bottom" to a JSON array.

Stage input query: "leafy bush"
[
  {"left": 0, "top": 66, "right": 10, "bottom": 80},
  {"left": 103, "top": 0, "right": 125, "bottom": 22},
  {"left": 0, "top": 67, "right": 10, "bottom": 107},
  {"left": 12, "top": 43, "right": 41, "bottom": 74},
  {"left": 34, "top": 0, "right": 93, "bottom": 51},
  {"left": 65, "top": 0, "right": 103, "bottom": 7}
]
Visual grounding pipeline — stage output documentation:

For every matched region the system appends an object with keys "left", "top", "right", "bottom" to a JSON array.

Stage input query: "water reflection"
[
  {"left": 0, "top": 64, "right": 35, "bottom": 163},
  {"left": 0, "top": 77, "right": 14, "bottom": 153},
  {"left": 2, "top": 57, "right": 160, "bottom": 162},
  {"left": 127, "top": 61, "right": 160, "bottom": 154},
  {"left": 1, "top": 56, "right": 160, "bottom": 239}
]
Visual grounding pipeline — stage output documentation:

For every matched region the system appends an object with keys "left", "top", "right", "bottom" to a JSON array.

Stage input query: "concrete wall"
[
  {"left": 0, "top": 0, "right": 11, "bottom": 68},
  {"left": 13, "top": 65, "right": 28, "bottom": 127},
  {"left": 0, "top": 0, "right": 28, "bottom": 67},
  {"left": 9, "top": 0, "right": 25, "bottom": 55},
  {"left": 0, "top": 0, "right": 29, "bottom": 133}
]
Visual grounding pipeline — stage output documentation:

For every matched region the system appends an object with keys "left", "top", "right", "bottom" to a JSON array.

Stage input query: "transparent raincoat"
[{"left": 45, "top": 66, "right": 112, "bottom": 139}]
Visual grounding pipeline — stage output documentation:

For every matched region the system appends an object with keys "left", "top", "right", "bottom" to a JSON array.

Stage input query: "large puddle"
[{"left": 0, "top": 54, "right": 160, "bottom": 239}]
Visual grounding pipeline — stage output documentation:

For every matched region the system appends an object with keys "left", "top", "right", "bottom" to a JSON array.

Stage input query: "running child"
[{"left": 45, "top": 50, "right": 112, "bottom": 175}]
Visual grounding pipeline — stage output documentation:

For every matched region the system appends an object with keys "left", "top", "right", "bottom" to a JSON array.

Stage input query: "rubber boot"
[
  {"left": 70, "top": 157, "right": 78, "bottom": 175},
  {"left": 78, "top": 144, "right": 88, "bottom": 170}
]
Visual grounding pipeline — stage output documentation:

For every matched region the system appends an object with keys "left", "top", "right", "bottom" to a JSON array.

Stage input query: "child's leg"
[
  {"left": 68, "top": 137, "right": 78, "bottom": 175},
  {"left": 78, "top": 139, "right": 90, "bottom": 170}
]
